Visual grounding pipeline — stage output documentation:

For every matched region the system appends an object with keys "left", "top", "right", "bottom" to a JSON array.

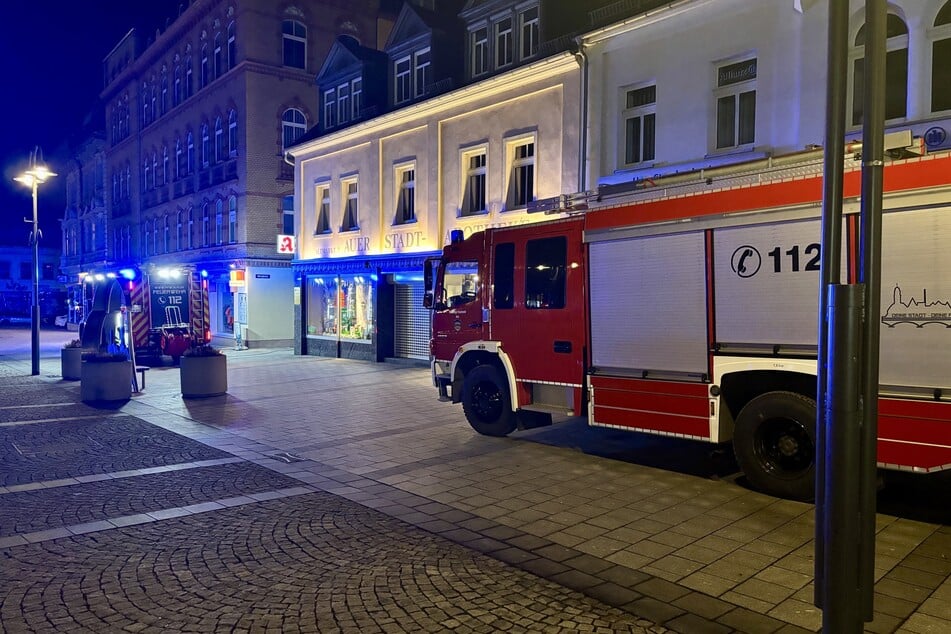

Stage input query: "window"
[
  {"left": 471, "top": 27, "right": 488, "bottom": 76},
  {"left": 163, "top": 146, "right": 169, "bottom": 185},
  {"left": 461, "top": 149, "right": 486, "bottom": 216},
  {"left": 229, "top": 110, "right": 238, "bottom": 156},
  {"left": 351, "top": 78, "right": 362, "bottom": 119},
  {"left": 341, "top": 179, "right": 359, "bottom": 231},
  {"left": 186, "top": 132, "right": 195, "bottom": 173},
  {"left": 621, "top": 84, "right": 656, "bottom": 166},
  {"left": 395, "top": 56, "right": 412, "bottom": 104},
  {"left": 142, "top": 82, "right": 150, "bottom": 125},
  {"left": 441, "top": 261, "right": 480, "bottom": 308},
  {"left": 150, "top": 87, "right": 157, "bottom": 124},
  {"left": 188, "top": 207, "right": 196, "bottom": 249},
  {"left": 305, "top": 275, "right": 374, "bottom": 340},
  {"left": 852, "top": 15, "right": 908, "bottom": 125},
  {"left": 282, "top": 195, "right": 295, "bottom": 235},
  {"left": 185, "top": 56, "right": 193, "bottom": 97},
  {"left": 200, "top": 45, "right": 209, "bottom": 88},
  {"left": 144, "top": 158, "right": 150, "bottom": 190},
  {"left": 202, "top": 204, "right": 210, "bottom": 246},
  {"left": 177, "top": 211, "right": 184, "bottom": 250},
  {"left": 215, "top": 200, "right": 223, "bottom": 244},
  {"left": 0, "top": 261, "right": 9, "bottom": 279},
  {"left": 337, "top": 83, "right": 350, "bottom": 124},
  {"left": 227, "top": 22, "right": 236, "bottom": 70},
  {"left": 214, "top": 33, "right": 223, "bottom": 79},
  {"left": 525, "top": 237, "right": 567, "bottom": 309},
  {"left": 201, "top": 124, "right": 210, "bottom": 166},
  {"left": 519, "top": 6, "right": 539, "bottom": 60},
  {"left": 394, "top": 164, "right": 416, "bottom": 224},
  {"left": 228, "top": 195, "right": 237, "bottom": 243},
  {"left": 933, "top": 3, "right": 951, "bottom": 112},
  {"left": 215, "top": 117, "right": 226, "bottom": 162},
  {"left": 164, "top": 216, "right": 171, "bottom": 253},
  {"left": 715, "top": 57, "right": 757, "bottom": 149},
  {"left": 19, "top": 262, "right": 32, "bottom": 280},
  {"left": 173, "top": 66, "right": 182, "bottom": 105},
  {"left": 414, "top": 48, "right": 431, "bottom": 98},
  {"left": 506, "top": 139, "right": 535, "bottom": 209},
  {"left": 315, "top": 184, "right": 331, "bottom": 234},
  {"left": 323, "top": 89, "right": 336, "bottom": 129},
  {"left": 282, "top": 108, "right": 306, "bottom": 148},
  {"left": 283, "top": 19, "right": 306, "bottom": 69},
  {"left": 151, "top": 152, "right": 158, "bottom": 188},
  {"left": 161, "top": 71, "right": 168, "bottom": 114},
  {"left": 493, "top": 243, "right": 515, "bottom": 309},
  {"left": 176, "top": 139, "right": 184, "bottom": 179},
  {"left": 495, "top": 18, "right": 513, "bottom": 68}
]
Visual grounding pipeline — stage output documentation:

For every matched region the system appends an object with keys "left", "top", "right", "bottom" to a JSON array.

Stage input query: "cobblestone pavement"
[
  {"left": 2, "top": 328, "right": 950, "bottom": 633},
  {"left": 0, "top": 330, "right": 666, "bottom": 634}
]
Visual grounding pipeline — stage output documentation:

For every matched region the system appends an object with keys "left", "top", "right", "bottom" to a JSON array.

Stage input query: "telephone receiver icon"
[{"left": 737, "top": 248, "right": 753, "bottom": 274}]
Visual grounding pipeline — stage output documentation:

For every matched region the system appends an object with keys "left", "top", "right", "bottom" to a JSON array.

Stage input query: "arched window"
[
  {"left": 214, "top": 33, "right": 223, "bottom": 79},
  {"left": 162, "top": 146, "right": 169, "bottom": 185},
  {"left": 201, "top": 124, "right": 210, "bottom": 166},
  {"left": 144, "top": 158, "right": 150, "bottom": 190},
  {"left": 151, "top": 152, "right": 158, "bottom": 188},
  {"left": 202, "top": 203, "right": 210, "bottom": 246},
  {"left": 177, "top": 210, "right": 184, "bottom": 250},
  {"left": 142, "top": 82, "right": 150, "bottom": 125},
  {"left": 932, "top": 2, "right": 951, "bottom": 112},
  {"left": 125, "top": 164, "right": 132, "bottom": 200},
  {"left": 282, "top": 108, "right": 306, "bottom": 149},
  {"left": 161, "top": 70, "right": 169, "bottom": 115},
  {"left": 201, "top": 45, "right": 209, "bottom": 88},
  {"left": 215, "top": 117, "right": 225, "bottom": 161},
  {"left": 229, "top": 109, "right": 238, "bottom": 156},
  {"left": 851, "top": 12, "right": 908, "bottom": 125},
  {"left": 189, "top": 207, "right": 197, "bottom": 249},
  {"left": 150, "top": 83, "right": 157, "bottom": 121},
  {"left": 186, "top": 132, "right": 195, "bottom": 173},
  {"left": 175, "top": 139, "right": 184, "bottom": 179},
  {"left": 282, "top": 20, "right": 306, "bottom": 69},
  {"left": 215, "top": 199, "right": 224, "bottom": 244},
  {"left": 174, "top": 66, "right": 182, "bottom": 105},
  {"left": 227, "top": 22, "right": 236, "bottom": 69},
  {"left": 164, "top": 215, "right": 171, "bottom": 253},
  {"left": 184, "top": 56, "right": 193, "bottom": 98},
  {"left": 228, "top": 195, "right": 237, "bottom": 243}
]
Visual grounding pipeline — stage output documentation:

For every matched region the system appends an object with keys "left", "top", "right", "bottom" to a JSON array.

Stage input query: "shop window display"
[{"left": 306, "top": 275, "right": 373, "bottom": 340}]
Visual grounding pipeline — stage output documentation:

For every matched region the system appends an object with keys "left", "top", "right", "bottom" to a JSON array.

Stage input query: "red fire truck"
[
  {"left": 424, "top": 148, "right": 951, "bottom": 501},
  {"left": 81, "top": 266, "right": 210, "bottom": 363}
]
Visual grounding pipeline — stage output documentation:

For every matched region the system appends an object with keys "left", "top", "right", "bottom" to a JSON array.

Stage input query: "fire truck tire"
[
  {"left": 461, "top": 364, "right": 516, "bottom": 437},
  {"left": 733, "top": 391, "right": 816, "bottom": 502}
]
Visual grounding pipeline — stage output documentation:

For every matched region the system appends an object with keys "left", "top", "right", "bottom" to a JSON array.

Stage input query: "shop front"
[{"left": 295, "top": 253, "right": 434, "bottom": 362}]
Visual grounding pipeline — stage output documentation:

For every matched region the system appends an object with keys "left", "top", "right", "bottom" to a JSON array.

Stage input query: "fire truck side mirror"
[{"left": 423, "top": 291, "right": 434, "bottom": 309}]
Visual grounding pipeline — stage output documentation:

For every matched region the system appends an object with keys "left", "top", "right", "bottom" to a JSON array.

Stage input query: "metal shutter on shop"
[{"left": 394, "top": 282, "right": 430, "bottom": 360}]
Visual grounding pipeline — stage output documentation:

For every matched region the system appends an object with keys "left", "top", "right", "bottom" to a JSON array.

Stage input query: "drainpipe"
[{"left": 573, "top": 39, "right": 589, "bottom": 193}]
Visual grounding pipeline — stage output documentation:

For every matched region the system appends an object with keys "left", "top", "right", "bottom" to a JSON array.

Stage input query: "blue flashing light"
[
  {"left": 450, "top": 229, "right": 465, "bottom": 244},
  {"left": 200, "top": 269, "right": 209, "bottom": 278},
  {"left": 119, "top": 268, "right": 137, "bottom": 280}
]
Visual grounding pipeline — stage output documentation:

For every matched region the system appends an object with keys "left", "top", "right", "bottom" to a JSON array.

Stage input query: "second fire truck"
[{"left": 424, "top": 147, "right": 951, "bottom": 501}]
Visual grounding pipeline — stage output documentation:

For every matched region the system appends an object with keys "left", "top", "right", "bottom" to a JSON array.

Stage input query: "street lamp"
[{"left": 14, "top": 147, "right": 56, "bottom": 376}]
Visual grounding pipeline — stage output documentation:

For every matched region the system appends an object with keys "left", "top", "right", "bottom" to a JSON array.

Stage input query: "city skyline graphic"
[{"left": 881, "top": 285, "right": 951, "bottom": 328}]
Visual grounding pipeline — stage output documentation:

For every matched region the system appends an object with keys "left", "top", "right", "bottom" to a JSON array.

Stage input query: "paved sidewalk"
[{"left": 1, "top": 328, "right": 950, "bottom": 633}]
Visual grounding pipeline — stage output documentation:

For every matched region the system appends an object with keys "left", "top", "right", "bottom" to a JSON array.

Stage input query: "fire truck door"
[{"left": 488, "top": 222, "right": 586, "bottom": 387}]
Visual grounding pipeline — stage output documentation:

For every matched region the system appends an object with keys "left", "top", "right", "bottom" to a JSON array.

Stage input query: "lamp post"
[{"left": 14, "top": 147, "right": 56, "bottom": 376}]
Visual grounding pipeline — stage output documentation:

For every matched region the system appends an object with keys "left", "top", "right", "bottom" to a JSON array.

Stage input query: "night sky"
[{"left": 0, "top": 1, "right": 180, "bottom": 248}]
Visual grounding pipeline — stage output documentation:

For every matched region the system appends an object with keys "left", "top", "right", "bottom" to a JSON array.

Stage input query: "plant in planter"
[
  {"left": 180, "top": 344, "right": 228, "bottom": 398},
  {"left": 61, "top": 339, "right": 84, "bottom": 381},
  {"left": 80, "top": 350, "right": 133, "bottom": 403}
]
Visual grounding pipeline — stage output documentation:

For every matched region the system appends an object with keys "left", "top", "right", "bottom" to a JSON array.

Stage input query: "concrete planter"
[
  {"left": 81, "top": 360, "right": 133, "bottom": 403},
  {"left": 180, "top": 354, "right": 228, "bottom": 398},
  {"left": 61, "top": 347, "right": 83, "bottom": 380}
]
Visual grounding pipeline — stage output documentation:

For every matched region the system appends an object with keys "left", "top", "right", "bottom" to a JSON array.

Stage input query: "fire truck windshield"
[{"left": 440, "top": 260, "right": 480, "bottom": 309}]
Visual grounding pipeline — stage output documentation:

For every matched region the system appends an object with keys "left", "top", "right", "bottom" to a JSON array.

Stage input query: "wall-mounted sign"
[
  {"left": 255, "top": 274, "right": 271, "bottom": 279},
  {"left": 277, "top": 234, "right": 296, "bottom": 254}
]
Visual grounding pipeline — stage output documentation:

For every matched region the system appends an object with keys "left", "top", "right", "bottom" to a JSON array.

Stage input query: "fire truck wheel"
[
  {"left": 461, "top": 364, "right": 516, "bottom": 437},
  {"left": 733, "top": 391, "right": 816, "bottom": 502}
]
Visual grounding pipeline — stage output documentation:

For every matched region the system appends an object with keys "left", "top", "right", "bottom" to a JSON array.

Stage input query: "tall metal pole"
[
  {"left": 858, "top": 0, "right": 887, "bottom": 618},
  {"left": 30, "top": 173, "right": 41, "bottom": 376}
]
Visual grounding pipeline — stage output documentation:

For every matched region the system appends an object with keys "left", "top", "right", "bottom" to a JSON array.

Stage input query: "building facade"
[
  {"left": 288, "top": 0, "right": 618, "bottom": 361},
  {"left": 95, "top": 0, "right": 391, "bottom": 347}
]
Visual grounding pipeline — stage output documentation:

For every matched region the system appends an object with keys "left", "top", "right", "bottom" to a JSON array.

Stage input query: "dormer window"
[
  {"left": 395, "top": 56, "right": 412, "bottom": 104},
  {"left": 519, "top": 6, "right": 539, "bottom": 60},
  {"left": 471, "top": 27, "right": 488, "bottom": 76}
]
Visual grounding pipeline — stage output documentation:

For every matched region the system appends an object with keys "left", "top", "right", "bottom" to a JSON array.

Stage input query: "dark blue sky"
[{"left": 0, "top": 1, "right": 180, "bottom": 247}]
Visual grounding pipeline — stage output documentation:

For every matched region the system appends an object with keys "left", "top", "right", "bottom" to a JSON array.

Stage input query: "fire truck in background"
[
  {"left": 424, "top": 144, "right": 951, "bottom": 501},
  {"left": 81, "top": 266, "right": 210, "bottom": 363}
]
